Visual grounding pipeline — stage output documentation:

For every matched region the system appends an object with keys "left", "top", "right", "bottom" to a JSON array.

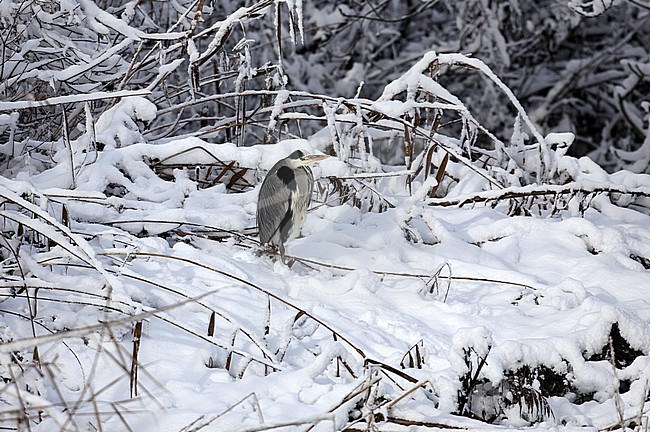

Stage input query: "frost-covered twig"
[
  {"left": 0, "top": 90, "right": 151, "bottom": 112},
  {"left": 428, "top": 183, "right": 650, "bottom": 208},
  {"left": 286, "top": 254, "right": 537, "bottom": 290}
]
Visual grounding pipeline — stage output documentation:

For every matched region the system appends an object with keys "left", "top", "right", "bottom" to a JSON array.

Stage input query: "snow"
[
  {"left": 0, "top": 0, "right": 12, "bottom": 18},
  {"left": 1, "top": 30, "right": 650, "bottom": 432},
  {"left": 78, "top": 0, "right": 146, "bottom": 39},
  {"left": 267, "top": 90, "right": 291, "bottom": 134},
  {"left": 5, "top": 125, "right": 649, "bottom": 429}
]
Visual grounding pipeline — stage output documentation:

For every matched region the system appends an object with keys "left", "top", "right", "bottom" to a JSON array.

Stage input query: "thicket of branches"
[
  {"left": 1, "top": 0, "right": 649, "bottom": 173},
  {"left": 286, "top": 0, "right": 650, "bottom": 172}
]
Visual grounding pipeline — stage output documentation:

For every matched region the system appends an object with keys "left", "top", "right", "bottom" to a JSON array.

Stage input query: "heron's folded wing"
[{"left": 257, "top": 171, "right": 293, "bottom": 245}]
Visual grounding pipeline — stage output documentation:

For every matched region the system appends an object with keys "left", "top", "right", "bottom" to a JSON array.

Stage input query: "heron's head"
[{"left": 287, "top": 150, "right": 328, "bottom": 167}]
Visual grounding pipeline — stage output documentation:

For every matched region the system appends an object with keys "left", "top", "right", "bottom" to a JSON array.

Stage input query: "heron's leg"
[{"left": 279, "top": 244, "right": 298, "bottom": 267}]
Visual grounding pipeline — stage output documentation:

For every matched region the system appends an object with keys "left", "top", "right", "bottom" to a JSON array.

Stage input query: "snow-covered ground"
[{"left": 1, "top": 110, "right": 649, "bottom": 430}]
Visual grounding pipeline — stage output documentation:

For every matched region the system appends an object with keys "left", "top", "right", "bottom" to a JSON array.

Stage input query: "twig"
[
  {"left": 0, "top": 90, "right": 151, "bottom": 111},
  {"left": 428, "top": 183, "right": 650, "bottom": 208}
]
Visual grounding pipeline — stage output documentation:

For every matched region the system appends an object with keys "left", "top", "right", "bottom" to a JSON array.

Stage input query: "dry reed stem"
[
  {"left": 302, "top": 375, "right": 382, "bottom": 432},
  {"left": 179, "top": 392, "right": 263, "bottom": 432},
  {"left": 430, "top": 152, "right": 449, "bottom": 198},
  {"left": 130, "top": 321, "right": 143, "bottom": 398},
  {"left": 103, "top": 218, "right": 260, "bottom": 244}
]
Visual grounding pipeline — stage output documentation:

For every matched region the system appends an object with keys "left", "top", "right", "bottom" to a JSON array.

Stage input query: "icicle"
[
  {"left": 187, "top": 39, "right": 199, "bottom": 101},
  {"left": 294, "top": 0, "right": 304, "bottom": 45}
]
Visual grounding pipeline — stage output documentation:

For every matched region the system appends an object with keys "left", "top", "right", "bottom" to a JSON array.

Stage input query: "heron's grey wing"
[
  {"left": 257, "top": 164, "right": 294, "bottom": 246},
  {"left": 289, "top": 166, "right": 314, "bottom": 236}
]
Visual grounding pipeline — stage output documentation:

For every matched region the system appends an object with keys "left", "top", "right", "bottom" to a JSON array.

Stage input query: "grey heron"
[{"left": 257, "top": 150, "right": 328, "bottom": 261}]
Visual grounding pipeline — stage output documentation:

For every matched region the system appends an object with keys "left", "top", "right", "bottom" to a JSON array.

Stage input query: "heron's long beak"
[{"left": 299, "top": 154, "right": 328, "bottom": 165}]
